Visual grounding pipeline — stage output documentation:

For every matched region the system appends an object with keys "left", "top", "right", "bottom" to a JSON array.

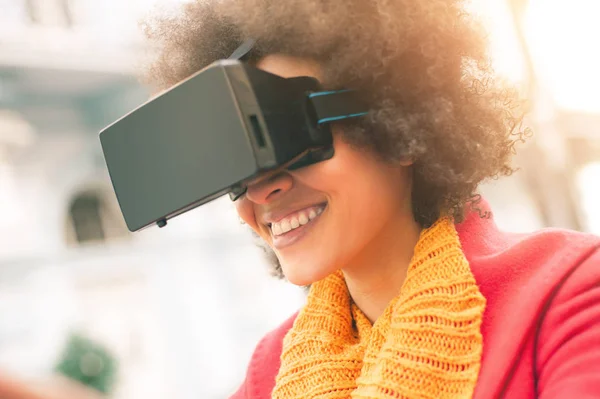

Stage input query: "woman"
[
  {"left": 142, "top": 1, "right": 600, "bottom": 398},
  {"left": 1, "top": 0, "right": 599, "bottom": 398}
]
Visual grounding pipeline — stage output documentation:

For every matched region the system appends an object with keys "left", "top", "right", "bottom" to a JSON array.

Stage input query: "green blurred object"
[{"left": 54, "top": 333, "right": 118, "bottom": 395}]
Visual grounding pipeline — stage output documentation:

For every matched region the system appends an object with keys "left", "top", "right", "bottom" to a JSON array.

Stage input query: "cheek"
[
  {"left": 235, "top": 199, "right": 260, "bottom": 233},
  {"left": 297, "top": 137, "right": 408, "bottom": 236},
  {"left": 325, "top": 163, "right": 395, "bottom": 230},
  {"left": 302, "top": 138, "right": 399, "bottom": 207}
]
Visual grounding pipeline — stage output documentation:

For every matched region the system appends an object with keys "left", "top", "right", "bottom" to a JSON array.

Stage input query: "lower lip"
[{"left": 270, "top": 207, "right": 326, "bottom": 250}]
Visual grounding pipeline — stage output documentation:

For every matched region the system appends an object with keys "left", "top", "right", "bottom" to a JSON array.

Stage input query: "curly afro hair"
[{"left": 141, "top": 0, "right": 527, "bottom": 229}]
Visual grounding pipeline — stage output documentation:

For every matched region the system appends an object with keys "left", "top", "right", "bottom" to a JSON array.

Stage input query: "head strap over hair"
[{"left": 229, "top": 38, "right": 257, "bottom": 61}]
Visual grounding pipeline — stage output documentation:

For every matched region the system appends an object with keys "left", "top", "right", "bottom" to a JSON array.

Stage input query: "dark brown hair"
[{"left": 142, "top": 0, "right": 527, "bottom": 228}]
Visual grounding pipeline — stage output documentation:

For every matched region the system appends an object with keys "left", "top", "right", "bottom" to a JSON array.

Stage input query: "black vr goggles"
[{"left": 99, "top": 40, "right": 368, "bottom": 232}]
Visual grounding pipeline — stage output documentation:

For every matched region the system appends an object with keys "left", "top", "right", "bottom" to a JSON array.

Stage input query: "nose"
[{"left": 244, "top": 171, "right": 293, "bottom": 204}]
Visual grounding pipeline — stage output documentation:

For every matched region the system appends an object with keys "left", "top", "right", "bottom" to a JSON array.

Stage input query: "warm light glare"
[
  {"left": 525, "top": 0, "right": 600, "bottom": 113},
  {"left": 577, "top": 163, "right": 600, "bottom": 234},
  {"left": 468, "top": 0, "right": 526, "bottom": 84}
]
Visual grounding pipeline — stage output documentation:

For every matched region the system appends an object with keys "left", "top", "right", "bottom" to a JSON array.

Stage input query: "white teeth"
[
  {"left": 291, "top": 218, "right": 300, "bottom": 229},
  {"left": 299, "top": 213, "right": 309, "bottom": 225},
  {"left": 270, "top": 206, "right": 325, "bottom": 236},
  {"left": 281, "top": 220, "right": 291, "bottom": 233}
]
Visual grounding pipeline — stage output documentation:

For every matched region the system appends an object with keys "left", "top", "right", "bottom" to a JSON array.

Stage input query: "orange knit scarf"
[{"left": 272, "top": 218, "right": 486, "bottom": 399}]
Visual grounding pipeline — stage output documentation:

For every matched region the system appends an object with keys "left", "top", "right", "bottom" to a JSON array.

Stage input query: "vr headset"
[{"left": 99, "top": 40, "right": 368, "bottom": 232}]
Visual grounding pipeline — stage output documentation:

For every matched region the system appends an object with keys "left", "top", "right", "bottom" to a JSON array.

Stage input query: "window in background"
[
  {"left": 66, "top": 190, "right": 130, "bottom": 246},
  {"left": 68, "top": 192, "right": 106, "bottom": 244},
  {"left": 24, "top": 0, "right": 73, "bottom": 26}
]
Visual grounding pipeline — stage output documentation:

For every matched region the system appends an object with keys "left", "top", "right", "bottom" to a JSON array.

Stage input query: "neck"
[{"left": 342, "top": 210, "right": 422, "bottom": 324}]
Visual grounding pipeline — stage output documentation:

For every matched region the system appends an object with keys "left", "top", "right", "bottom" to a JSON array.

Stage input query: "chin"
[{"left": 279, "top": 257, "right": 336, "bottom": 287}]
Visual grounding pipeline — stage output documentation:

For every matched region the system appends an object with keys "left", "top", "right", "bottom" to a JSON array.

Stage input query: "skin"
[
  {"left": 236, "top": 54, "right": 422, "bottom": 323},
  {"left": 0, "top": 53, "right": 425, "bottom": 399}
]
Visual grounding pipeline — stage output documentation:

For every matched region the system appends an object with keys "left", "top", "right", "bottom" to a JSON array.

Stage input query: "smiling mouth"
[{"left": 268, "top": 203, "right": 327, "bottom": 237}]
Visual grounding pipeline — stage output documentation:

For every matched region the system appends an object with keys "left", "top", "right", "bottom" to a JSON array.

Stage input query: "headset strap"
[
  {"left": 308, "top": 90, "right": 368, "bottom": 125},
  {"left": 229, "top": 39, "right": 257, "bottom": 61},
  {"left": 230, "top": 40, "right": 368, "bottom": 123}
]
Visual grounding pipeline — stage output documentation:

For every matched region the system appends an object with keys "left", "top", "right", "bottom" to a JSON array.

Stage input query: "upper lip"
[{"left": 260, "top": 202, "right": 327, "bottom": 226}]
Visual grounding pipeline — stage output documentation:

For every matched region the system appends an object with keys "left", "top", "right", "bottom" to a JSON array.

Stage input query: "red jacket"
[{"left": 231, "top": 205, "right": 600, "bottom": 399}]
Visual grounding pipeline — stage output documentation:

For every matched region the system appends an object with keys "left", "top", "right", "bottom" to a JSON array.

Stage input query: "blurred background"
[{"left": 0, "top": 0, "right": 598, "bottom": 398}]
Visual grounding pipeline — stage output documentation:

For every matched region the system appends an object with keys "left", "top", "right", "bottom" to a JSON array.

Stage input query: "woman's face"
[{"left": 235, "top": 54, "right": 414, "bottom": 286}]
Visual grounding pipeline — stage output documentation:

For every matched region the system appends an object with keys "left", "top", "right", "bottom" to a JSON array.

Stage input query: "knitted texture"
[{"left": 272, "top": 218, "right": 486, "bottom": 399}]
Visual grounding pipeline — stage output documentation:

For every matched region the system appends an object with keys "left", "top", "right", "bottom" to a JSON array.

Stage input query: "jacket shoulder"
[
  {"left": 534, "top": 245, "right": 600, "bottom": 397},
  {"left": 230, "top": 312, "right": 298, "bottom": 399},
  {"left": 459, "top": 212, "right": 600, "bottom": 287},
  {"left": 463, "top": 216, "right": 600, "bottom": 397}
]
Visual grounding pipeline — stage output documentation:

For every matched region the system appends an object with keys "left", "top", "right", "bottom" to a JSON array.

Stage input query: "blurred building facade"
[{"left": 0, "top": 0, "right": 598, "bottom": 398}]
